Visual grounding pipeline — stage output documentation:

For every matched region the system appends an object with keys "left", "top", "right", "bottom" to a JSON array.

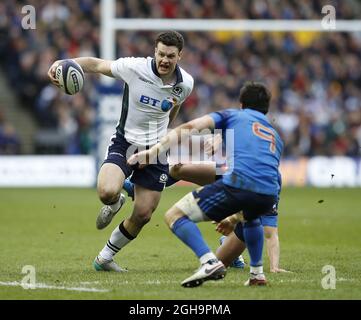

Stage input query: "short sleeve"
[
  {"left": 209, "top": 109, "right": 234, "bottom": 130},
  {"left": 178, "top": 75, "right": 194, "bottom": 106},
  {"left": 185, "top": 77, "right": 194, "bottom": 100},
  {"left": 110, "top": 57, "right": 144, "bottom": 83}
]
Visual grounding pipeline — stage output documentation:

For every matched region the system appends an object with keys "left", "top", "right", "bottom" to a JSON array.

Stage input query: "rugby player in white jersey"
[{"left": 48, "top": 31, "right": 194, "bottom": 272}]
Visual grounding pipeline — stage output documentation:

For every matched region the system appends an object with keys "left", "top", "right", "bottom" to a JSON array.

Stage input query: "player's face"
[{"left": 154, "top": 42, "right": 182, "bottom": 77}]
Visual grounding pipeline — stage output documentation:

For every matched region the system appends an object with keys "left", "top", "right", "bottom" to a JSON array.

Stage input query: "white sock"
[
  {"left": 199, "top": 252, "right": 217, "bottom": 265},
  {"left": 250, "top": 265, "right": 263, "bottom": 275},
  {"left": 99, "top": 222, "right": 135, "bottom": 261}
]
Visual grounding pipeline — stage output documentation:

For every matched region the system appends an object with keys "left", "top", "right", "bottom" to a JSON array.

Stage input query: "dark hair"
[
  {"left": 239, "top": 81, "right": 271, "bottom": 114},
  {"left": 155, "top": 31, "right": 184, "bottom": 52}
]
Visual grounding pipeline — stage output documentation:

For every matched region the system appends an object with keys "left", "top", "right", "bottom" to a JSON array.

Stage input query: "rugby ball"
[{"left": 55, "top": 59, "right": 84, "bottom": 95}]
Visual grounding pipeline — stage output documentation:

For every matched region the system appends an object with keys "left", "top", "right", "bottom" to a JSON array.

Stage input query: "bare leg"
[
  {"left": 164, "top": 205, "right": 186, "bottom": 228},
  {"left": 170, "top": 163, "right": 216, "bottom": 186},
  {"left": 216, "top": 232, "right": 246, "bottom": 267},
  {"left": 95, "top": 163, "right": 127, "bottom": 230},
  {"left": 96, "top": 184, "right": 162, "bottom": 270},
  {"left": 124, "top": 184, "right": 162, "bottom": 237},
  {"left": 97, "top": 163, "right": 125, "bottom": 205},
  {"left": 164, "top": 196, "right": 226, "bottom": 287}
]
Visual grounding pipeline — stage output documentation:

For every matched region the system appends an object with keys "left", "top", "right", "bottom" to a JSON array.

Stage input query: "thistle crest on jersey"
[{"left": 172, "top": 86, "right": 183, "bottom": 97}]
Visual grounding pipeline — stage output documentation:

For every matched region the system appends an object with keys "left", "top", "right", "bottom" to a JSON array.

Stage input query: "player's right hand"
[
  {"left": 47, "top": 60, "right": 62, "bottom": 87},
  {"left": 214, "top": 217, "right": 235, "bottom": 236}
]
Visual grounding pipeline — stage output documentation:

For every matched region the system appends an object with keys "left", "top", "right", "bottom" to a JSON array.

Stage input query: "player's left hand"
[
  {"left": 205, "top": 133, "right": 222, "bottom": 156},
  {"left": 128, "top": 148, "right": 159, "bottom": 168},
  {"left": 127, "top": 150, "right": 149, "bottom": 168},
  {"left": 48, "top": 60, "right": 63, "bottom": 86}
]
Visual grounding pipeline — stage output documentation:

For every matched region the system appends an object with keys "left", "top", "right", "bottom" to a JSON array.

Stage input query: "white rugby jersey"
[{"left": 110, "top": 57, "right": 194, "bottom": 146}]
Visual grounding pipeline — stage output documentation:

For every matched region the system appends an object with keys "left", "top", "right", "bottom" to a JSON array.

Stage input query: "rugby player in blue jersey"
[
  {"left": 169, "top": 163, "right": 288, "bottom": 273},
  {"left": 128, "top": 82, "right": 283, "bottom": 287},
  {"left": 123, "top": 158, "right": 287, "bottom": 273}
]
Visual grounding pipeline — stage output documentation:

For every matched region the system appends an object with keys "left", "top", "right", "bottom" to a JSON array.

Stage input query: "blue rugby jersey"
[{"left": 210, "top": 108, "right": 283, "bottom": 196}]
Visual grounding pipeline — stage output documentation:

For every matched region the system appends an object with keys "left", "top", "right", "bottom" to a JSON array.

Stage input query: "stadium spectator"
[{"left": 0, "top": 110, "right": 21, "bottom": 154}]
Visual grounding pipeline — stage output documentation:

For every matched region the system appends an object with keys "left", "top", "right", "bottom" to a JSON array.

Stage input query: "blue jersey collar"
[{"left": 243, "top": 108, "right": 269, "bottom": 121}]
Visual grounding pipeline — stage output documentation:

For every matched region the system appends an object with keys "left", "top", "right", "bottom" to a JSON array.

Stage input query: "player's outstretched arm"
[
  {"left": 48, "top": 57, "right": 113, "bottom": 86},
  {"left": 73, "top": 57, "right": 113, "bottom": 76},
  {"left": 264, "top": 226, "right": 291, "bottom": 273},
  {"left": 128, "top": 115, "right": 215, "bottom": 167}
]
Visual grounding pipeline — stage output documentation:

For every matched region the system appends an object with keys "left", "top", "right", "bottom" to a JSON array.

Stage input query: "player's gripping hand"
[
  {"left": 127, "top": 151, "right": 146, "bottom": 168},
  {"left": 127, "top": 149, "right": 157, "bottom": 169},
  {"left": 204, "top": 133, "right": 222, "bottom": 156},
  {"left": 214, "top": 217, "right": 236, "bottom": 236},
  {"left": 47, "top": 60, "right": 63, "bottom": 87}
]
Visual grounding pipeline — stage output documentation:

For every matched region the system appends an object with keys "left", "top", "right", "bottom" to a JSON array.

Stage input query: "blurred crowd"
[
  {"left": 0, "top": 0, "right": 360, "bottom": 157},
  {"left": 0, "top": 108, "right": 20, "bottom": 154},
  {"left": 113, "top": 0, "right": 359, "bottom": 19}
]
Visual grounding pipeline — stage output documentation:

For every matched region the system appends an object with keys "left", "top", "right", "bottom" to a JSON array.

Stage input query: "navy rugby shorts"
[
  {"left": 216, "top": 170, "right": 279, "bottom": 227},
  {"left": 103, "top": 133, "right": 169, "bottom": 192},
  {"left": 191, "top": 179, "right": 277, "bottom": 222}
]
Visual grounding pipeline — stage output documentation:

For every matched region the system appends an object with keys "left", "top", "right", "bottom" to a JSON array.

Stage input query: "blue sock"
[
  {"left": 123, "top": 178, "right": 134, "bottom": 200},
  {"left": 243, "top": 219, "right": 264, "bottom": 267},
  {"left": 171, "top": 216, "right": 210, "bottom": 258}
]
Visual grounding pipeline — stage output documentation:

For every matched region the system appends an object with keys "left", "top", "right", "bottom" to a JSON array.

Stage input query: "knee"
[
  {"left": 97, "top": 185, "right": 119, "bottom": 204},
  {"left": 164, "top": 207, "right": 183, "bottom": 228},
  {"left": 136, "top": 215, "right": 152, "bottom": 227},
  {"left": 164, "top": 210, "right": 173, "bottom": 228},
  {"left": 264, "top": 227, "right": 277, "bottom": 240},
  {"left": 131, "top": 208, "right": 154, "bottom": 227}
]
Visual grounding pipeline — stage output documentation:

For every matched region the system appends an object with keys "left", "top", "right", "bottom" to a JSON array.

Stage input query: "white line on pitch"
[{"left": 0, "top": 281, "right": 109, "bottom": 292}]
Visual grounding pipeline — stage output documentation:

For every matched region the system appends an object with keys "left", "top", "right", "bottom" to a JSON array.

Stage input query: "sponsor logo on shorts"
[{"left": 159, "top": 173, "right": 168, "bottom": 183}]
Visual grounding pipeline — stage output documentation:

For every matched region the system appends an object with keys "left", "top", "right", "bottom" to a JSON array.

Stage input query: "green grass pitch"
[{"left": 0, "top": 186, "right": 360, "bottom": 300}]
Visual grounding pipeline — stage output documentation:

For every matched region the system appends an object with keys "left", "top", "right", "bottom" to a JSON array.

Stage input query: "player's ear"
[{"left": 178, "top": 50, "right": 183, "bottom": 61}]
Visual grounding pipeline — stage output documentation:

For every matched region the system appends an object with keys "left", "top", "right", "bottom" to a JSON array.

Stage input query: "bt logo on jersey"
[
  {"left": 140, "top": 95, "right": 174, "bottom": 112},
  {"left": 140, "top": 95, "right": 160, "bottom": 107}
]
